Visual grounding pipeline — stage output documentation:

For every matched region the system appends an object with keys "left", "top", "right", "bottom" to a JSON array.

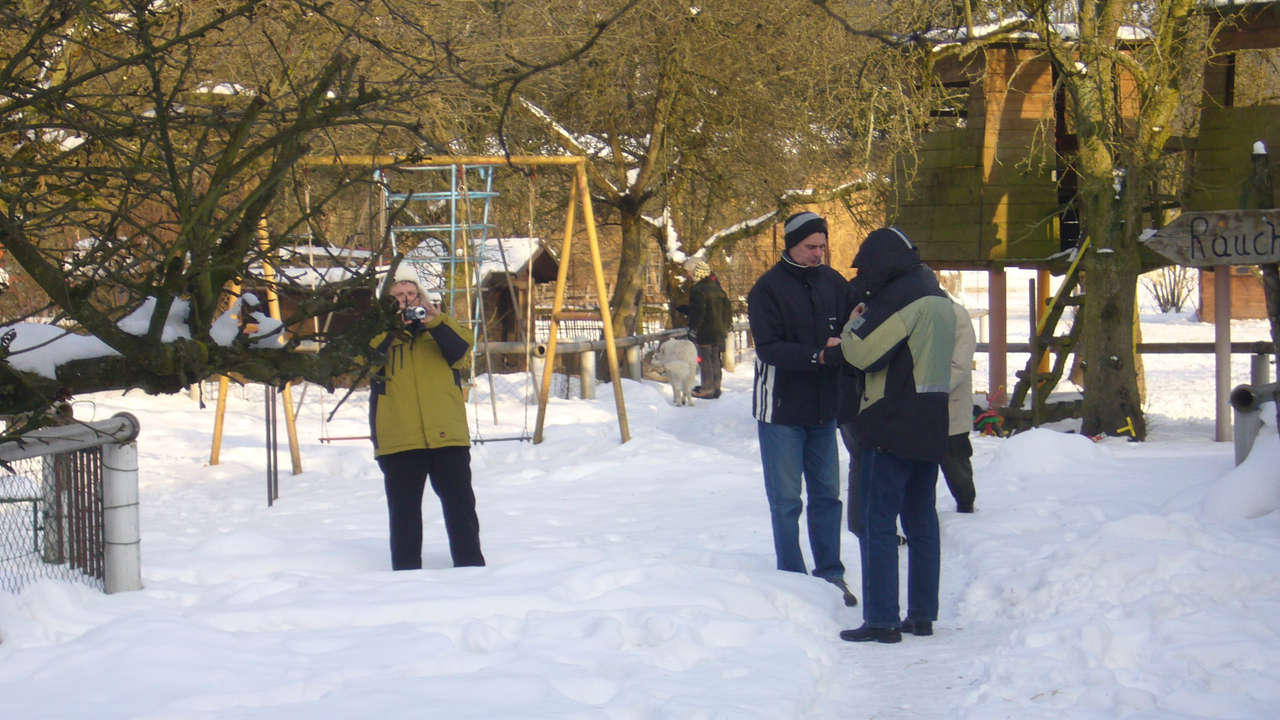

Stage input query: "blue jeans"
[
  {"left": 757, "top": 420, "right": 845, "bottom": 580},
  {"left": 859, "top": 447, "right": 940, "bottom": 628}
]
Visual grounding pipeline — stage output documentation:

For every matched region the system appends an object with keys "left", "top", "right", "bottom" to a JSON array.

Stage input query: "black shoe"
[
  {"left": 956, "top": 503, "right": 974, "bottom": 513},
  {"left": 823, "top": 577, "right": 858, "bottom": 607},
  {"left": 899, "top": 618, "right": 933, "bottom": 636},
  {"left": 691, "top": 387, "right": 721, "bottom": 399},
  {"left": 839, "top": 624, "right": 901, "bottom": 643}
]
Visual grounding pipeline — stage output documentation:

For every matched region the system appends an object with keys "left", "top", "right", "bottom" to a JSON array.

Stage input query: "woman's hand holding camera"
[{"left": 390, "top": 281, "right": 442, "bottom": 326}]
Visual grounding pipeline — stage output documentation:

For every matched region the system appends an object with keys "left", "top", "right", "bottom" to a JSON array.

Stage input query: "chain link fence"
[
  {"left": 0, "top": 413, "right": 141, "bottom": 595},
  {"left": 1, "top": 448, "right": 105, "bottom": 593}
]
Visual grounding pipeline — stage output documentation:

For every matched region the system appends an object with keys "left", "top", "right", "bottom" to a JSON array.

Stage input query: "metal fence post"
[
  {"left": 102, "top": 419, "right": 141, "bottom": 593},
  {"left": 1251, "top": 353, "right": 1271, "bottom": 386},
  {"left": 1231, "top": 382, "right": 1279, "bottom": 465}
]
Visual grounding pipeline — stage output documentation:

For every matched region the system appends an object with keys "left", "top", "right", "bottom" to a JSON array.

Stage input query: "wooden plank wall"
[
  {"left": 897, "top": 46, "right": 1061, "bottom": 267},
  {"left": 978, "top": 47, "right": 1059, "bottom": 263},
  {"left": 1190, "top": 109, "right": 1280, "bottom": 211}
]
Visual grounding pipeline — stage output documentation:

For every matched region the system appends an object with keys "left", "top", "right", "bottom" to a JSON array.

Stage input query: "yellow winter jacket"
[{"left": 369, "top": 314, "right": 473, "bottom": 456}]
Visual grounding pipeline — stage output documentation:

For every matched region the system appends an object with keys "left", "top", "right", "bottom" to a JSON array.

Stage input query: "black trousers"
[
  {"left": 696, "top": 341, "right": 724, "bottom": 393},
  {"left": 377, "top": 446, "right": 485, "bottom": 570},
  {"left": 939, "top": 433, "right": 976, "bottom": 508},
  {"left": 838, "top": 423, "right": 863, "bottom": 536}
]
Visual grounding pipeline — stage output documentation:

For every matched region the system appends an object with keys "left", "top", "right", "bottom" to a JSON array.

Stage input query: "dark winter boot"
[
  {"left": 899, "top": 618, "right": 933, "bottom": 636},
  {"left": 823, "top": 577, "right": 858, "bottom": 607},
  {"left": 839, "top": 624, "right": 901, "bottom": 643}
]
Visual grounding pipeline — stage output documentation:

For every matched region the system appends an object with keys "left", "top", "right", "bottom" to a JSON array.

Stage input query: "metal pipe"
[
  {"left": 1229, "top": 382, "right": 1280, "bottom": 413},
  {"left": 0, "top": 413, "right": 140, "bottom": 463},
  {"left": 1230, "top": 382, "right": 1279, "bottom": 465}
]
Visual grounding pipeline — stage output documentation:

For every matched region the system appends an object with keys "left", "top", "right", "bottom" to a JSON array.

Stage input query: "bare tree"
[
  {"left": 463, "top": 0, "right": 915, "bottom": 336},
  {"left": 815, "top": 0, "right": 1224, "bottom": 439},
  {"left": 0, "top": 1, "right": 633, "bottom": 428}
]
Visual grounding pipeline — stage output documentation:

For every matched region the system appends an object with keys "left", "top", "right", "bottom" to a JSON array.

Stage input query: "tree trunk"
[
  {"left": 1078, "top": 179, "right": 1147, "bottom": 439},
  {"left": 609, "top": 206, "right": 648, "bottom": 338}
]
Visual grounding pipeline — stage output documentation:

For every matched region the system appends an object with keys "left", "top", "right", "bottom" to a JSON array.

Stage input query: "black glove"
[{"left": 822, "top": 345, "right": 844, "bottom": 366}]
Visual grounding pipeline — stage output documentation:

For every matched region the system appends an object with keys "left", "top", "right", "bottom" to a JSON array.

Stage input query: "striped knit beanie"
[{"left": 783, "top": 211, "right": 828, "bottom": 249}]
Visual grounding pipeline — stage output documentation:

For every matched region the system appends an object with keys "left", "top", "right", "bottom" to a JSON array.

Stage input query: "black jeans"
[
  {"left": 939, "top": 433, "right": 976, "bottom": 508},
  {"left": 696, "top": 341, "right": 724, "bottom": 393},
  {"left": 377, "top": 446, "right": 485, "bottom": 570}
]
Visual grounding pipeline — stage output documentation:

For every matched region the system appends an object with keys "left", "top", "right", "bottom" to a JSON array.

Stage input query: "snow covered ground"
[{"left": 1, "top": 270, "right": 1278, "bottom": 719}]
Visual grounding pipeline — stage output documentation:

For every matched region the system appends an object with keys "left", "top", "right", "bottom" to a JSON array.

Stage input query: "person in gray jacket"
[{"left": 942, "top": 292, "right": 978, "bottom": 513}]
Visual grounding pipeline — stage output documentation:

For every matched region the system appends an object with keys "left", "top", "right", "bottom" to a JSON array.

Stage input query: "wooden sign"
[{"left": 1142, "top": 209, "right": 1280, "bottom": 266}]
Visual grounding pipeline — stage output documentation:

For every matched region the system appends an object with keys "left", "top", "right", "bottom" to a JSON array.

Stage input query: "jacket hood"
[{"left": 851, "top": 227, "right": 921, "bottom": 296}]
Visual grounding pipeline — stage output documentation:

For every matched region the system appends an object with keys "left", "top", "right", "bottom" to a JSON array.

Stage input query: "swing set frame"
[{"left": 297, "top": 153, "right": 631, "bottom": 444}]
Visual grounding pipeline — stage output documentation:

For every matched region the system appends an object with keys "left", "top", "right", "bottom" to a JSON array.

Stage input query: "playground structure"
[
  {"left": 891, "top": 4, "right": 1280, "bottom": 435},
  {"left": 294, "top": 154, "right": 631, "bottom": 445},
  {"left": 206, "top": 155, "right": 633, "bottom": 504}
]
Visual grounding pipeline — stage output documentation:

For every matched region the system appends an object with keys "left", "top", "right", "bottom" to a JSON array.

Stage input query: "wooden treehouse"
[
  {"left": 890, "top": 39, "right": 1104, "bottom": 430},
  {"left": 890, "top": 2, "right": 1280, "bottom": 430}
]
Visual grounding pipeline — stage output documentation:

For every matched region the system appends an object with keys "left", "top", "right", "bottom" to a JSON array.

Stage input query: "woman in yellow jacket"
[{"left": 371, "top": 280, "right": 484, "bottom": 570}]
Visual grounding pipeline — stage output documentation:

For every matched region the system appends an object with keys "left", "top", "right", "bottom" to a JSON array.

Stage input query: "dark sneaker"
[
  {"left": 899, "top": 618, "right": 933, "bottom": 636},
  {"left": 839, "top": 624, "right": 901, "bottom": 643},
  {"left": 956, "top": 503, "right": 975, "bottom": 513},
  {"left": 691, "top": 387, "right": 721, "bottom": 399},
  {"left": 823, "top": 577, "right": 858, "bottom": 607}
]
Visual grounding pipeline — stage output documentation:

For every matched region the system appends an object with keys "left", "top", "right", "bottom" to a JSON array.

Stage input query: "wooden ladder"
[{"left": 1004, "top": 238, "right": 1090, "bottom": 430}]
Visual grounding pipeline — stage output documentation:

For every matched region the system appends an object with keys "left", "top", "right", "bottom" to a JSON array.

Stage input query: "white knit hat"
[{"left": 684, "top": 258, "right": 711, "bottom": 281}]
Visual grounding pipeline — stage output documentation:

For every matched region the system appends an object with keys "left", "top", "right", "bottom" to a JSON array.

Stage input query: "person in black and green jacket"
[
  {"left": 837, "top": 227, "right": 954, "bottom": 644},
  {"left": 370, "top": 280, "right": 484, "bottom": 570}
]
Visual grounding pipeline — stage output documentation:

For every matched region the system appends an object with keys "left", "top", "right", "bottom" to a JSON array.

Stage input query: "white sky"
[{"left": 0, "top": 270, "right": 1278, "bottom": 718}]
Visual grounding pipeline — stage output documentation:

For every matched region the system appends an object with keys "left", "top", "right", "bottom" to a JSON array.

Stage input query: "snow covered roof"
[
  {"left": 929, "top": 17, "right": 1154, "bottom": 47},
  {"left": 403, "top": 237, "right": 551, "bottom": 289},
  {"left": 1202, "top": 0, "right": 1276, "bottom": 7}
]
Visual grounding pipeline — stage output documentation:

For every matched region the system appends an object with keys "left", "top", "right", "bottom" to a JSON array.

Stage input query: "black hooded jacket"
[
  {"left": 839, "top": 228, "right": 955, "bottom": 463},
  {"left": 747, "top": 252, "right": 856, "bottom": 425}
]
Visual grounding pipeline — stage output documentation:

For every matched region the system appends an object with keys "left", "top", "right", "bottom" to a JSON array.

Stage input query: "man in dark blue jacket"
[
  {"left": 837, "top": 227, "right": 954, "bottom": 643},
  {"left": 747, "top": 211, "right": 858, "bottom": 607}
]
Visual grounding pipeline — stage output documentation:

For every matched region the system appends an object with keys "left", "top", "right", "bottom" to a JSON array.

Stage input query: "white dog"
[{"left": 652, "top": 338, "right": 699, "bottom": 406}]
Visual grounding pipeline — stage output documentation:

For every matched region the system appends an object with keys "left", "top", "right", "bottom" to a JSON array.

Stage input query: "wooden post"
[
  {"left": 579, "top": 350, "right": 596, "bottom": 399},
  {"left": 625, "top": 345, "right": 641, "bottom": 380},
  {"left": 722, "top": 333, "right": 737, "bottom": 373},
  {"left": 575, "top": 163, "right": 629, "bottom": 442},
  {"left": 1028, "top": 278, "right": 1040, "bottom": 425},
  {"left": 210, "top": 375, "right": 230, "bottom": 465},
  {"left": 1215, "top": 267, "right": 1232, "bottom": 442},
  {"left": 1036, "top": 269, "right": 1051, "bottom": 376},
  {"left": 533, "top": 179, "right": 577, "bottom": 444}
]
